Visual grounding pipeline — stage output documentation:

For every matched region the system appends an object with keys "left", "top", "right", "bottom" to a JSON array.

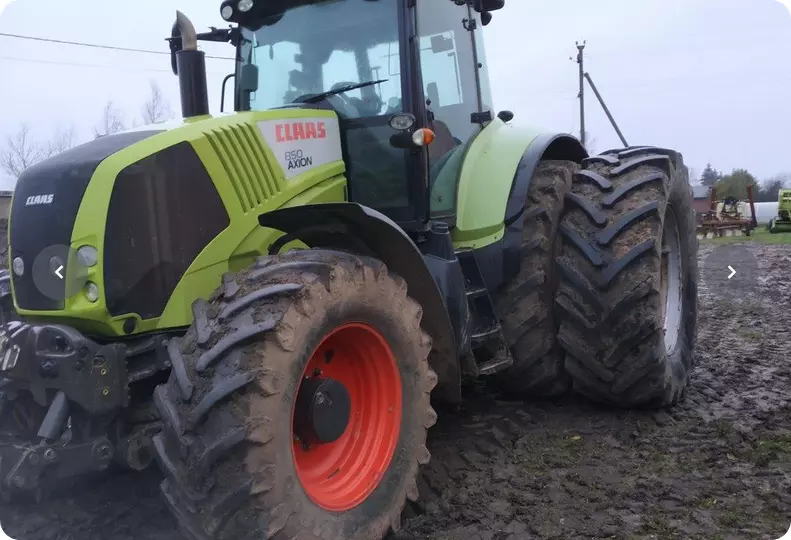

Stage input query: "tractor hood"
[
  {"left": 8, "top": 107, "right": 345, "bottom": 336},
  {"left": 9, "top": 130, "right": 164, "bottom": 311}
]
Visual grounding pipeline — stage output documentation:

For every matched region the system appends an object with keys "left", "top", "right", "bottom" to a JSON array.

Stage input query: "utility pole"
[{"left": 575, "top": 41, "right": 586, "bottom": 148}]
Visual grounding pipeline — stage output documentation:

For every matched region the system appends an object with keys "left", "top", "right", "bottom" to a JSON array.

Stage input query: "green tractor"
[
  {"left": 769, "top": 189, "right": 791, "bottom": 233},
  {"left": 0, "top": 0, "right": 698, "bottom": 538}
]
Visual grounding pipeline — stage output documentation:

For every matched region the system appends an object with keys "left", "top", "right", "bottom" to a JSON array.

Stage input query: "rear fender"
[
  {"left": 500, "top": 133, "right": 587, "bottom": 286},
  {"left": 258, "top": 203, "right": 461, "bottom": 405},
  {"left": 454, "top": 120, "right": 587, "bottom": 289}
]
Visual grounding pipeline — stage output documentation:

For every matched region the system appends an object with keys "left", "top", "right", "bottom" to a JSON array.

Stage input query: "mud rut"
[{"left": 2, "top": 243, "right": 790, "bottom": 540}]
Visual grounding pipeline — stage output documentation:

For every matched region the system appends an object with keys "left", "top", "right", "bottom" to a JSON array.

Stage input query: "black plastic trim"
[{"left": 417, "top": 222, "right": 470, "bottom": 358}]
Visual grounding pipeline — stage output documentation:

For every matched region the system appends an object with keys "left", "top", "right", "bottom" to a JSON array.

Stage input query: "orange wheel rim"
[{"left": 292, "top": 322, "right": 402, "bottom": 511}]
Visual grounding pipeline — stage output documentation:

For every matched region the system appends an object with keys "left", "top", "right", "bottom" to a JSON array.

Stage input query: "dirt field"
[{"left": 1, "top": 241, "right": 790, "bottom": 540}]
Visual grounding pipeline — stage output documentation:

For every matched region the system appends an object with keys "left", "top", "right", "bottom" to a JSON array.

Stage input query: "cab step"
[{"left": 456, "top": 249, "right": 514, "bottom": 375}]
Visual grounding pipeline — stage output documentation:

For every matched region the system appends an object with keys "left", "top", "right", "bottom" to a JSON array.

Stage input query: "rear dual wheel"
[
  {"left": 554, "top": 148, "right": 698, "bottom": 407},
  {"left": 493, "top": 160, "right": 575, "bottom": 396},
  {"left": 153, "top": 250, "right": 437, "bottom": 540}
]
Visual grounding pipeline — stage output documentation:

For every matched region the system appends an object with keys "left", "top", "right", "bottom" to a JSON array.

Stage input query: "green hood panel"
[
  {"left": 452, "top": 120, "right": 544, "bottom": 248},
  {"left": 17, "top": 109, "right": 348, "bottom": 337}
]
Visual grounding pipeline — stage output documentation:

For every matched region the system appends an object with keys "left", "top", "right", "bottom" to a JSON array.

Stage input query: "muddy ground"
[{"left": 2, "top": 241, "right": 790, "bottom": 540}]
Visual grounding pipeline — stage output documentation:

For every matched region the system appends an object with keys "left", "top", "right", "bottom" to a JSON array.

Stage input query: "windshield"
[{"left": 239, "top": 0, "right": 403, "bottom": 118}]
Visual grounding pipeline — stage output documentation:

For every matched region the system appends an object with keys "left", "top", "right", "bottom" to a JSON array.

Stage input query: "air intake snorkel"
[{"left": 170, "top": 11, "right": 211, "bottom": 118}]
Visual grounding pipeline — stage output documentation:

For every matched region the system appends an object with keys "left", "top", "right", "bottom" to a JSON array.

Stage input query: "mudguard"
[
  {"left": 501, "top": 133, "right": 588, "bottom": 284},
  {"left": 258, "top": 202, "right": 462, "bottom": 405},
  {"left": 453, "top": 119, "right": 587, "bottom": 290}
]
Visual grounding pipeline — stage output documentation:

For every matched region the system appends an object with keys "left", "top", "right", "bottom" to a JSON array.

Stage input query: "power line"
[
  {"left": 0, "top": 55, "right": 229, "bottom": 76},
  {"left": 0, "top": 32, "right": 235, "bottom": 61}
]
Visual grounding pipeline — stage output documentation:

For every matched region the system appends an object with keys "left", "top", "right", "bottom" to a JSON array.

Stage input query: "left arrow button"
[{"left": 54, "top": 266, "right": 64, "bottom": 279}]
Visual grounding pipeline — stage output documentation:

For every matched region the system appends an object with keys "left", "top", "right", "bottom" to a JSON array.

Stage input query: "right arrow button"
[{"left": 728, "top": 265, "right": 736, "bottom": 279}]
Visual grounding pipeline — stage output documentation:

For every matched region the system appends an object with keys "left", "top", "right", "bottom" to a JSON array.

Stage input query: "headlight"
[
  {"left": 389, "top": 113, "right": 416, "bottom": 131},
  {"left": 85, "top": 282, "right": 99, "bottom": 303},
  {"left": 238, "top": 0, "right": 254, "bottom": 12},
  {"left": 77, "top": 246, "right": 98, "bottom": 267}
]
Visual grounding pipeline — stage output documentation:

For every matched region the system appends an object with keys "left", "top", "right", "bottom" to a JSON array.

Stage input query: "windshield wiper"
[{"left": 297, "top": 79, "right": 389, "bottom": 104}]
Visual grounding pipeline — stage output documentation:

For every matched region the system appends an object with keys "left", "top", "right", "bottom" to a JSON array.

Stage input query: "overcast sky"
[{"left": 1, "top": 0, "right": 790, "bottom": 190}]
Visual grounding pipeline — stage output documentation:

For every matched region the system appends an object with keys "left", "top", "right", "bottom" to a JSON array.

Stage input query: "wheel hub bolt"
[{"left": 44, "top": 449, "right": 57, "bottom": 462}]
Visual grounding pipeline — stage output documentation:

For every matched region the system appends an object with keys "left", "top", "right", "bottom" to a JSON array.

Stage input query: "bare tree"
[
  {"left": 47, "top": 124, "right": 77, "bottom": 157},
  {"left": 141, "top": 81, "right": 173, "bottom": 125},
  {"left": 583, "top": 131, "right": 597, "bottom": 155},
  {"left": 94, "top": 101, "right": 126, "bottom": 138},
  {"left": 0, "top": 124, "right": 80, "bottom": 179},
  {"left": 688, "top": 167, "right": 700, "bottom": 185},
  {"left": 0, "top": 125, "right": 45, "bottom": 179}
]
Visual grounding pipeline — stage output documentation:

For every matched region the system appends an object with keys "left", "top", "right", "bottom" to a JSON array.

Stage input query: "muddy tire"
[
  {"left": 554, "top": 148, "right": 698, "bottom": 407},
  {"left": 493, "top": 160, "right": 575, "bottom": 397},
  {"left": 152, "top": 249, "right": 437, "bottom": 540}
]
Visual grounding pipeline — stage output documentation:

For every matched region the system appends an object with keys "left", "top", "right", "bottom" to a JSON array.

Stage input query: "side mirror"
[
  {"left": 238, "top": 64, "right": 259, "bottom": 94},
  {"left": 474, "top": 0, "right": 504, "bottom": 11}
]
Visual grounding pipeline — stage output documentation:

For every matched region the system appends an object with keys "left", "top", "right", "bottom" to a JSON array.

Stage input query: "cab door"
[
  {"left": 415, "top": 0, "right": 493, "bottom": 222},
  {"left": 335, "top": 0, "right": 430, "bottom": 230}
]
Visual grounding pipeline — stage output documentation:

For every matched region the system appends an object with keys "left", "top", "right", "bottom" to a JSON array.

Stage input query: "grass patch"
[
  {"left": 639, "top": 514, "right": 683, "bottom": 539},
  {"left": 697, "top": 496, "right": 719, "bottom": 509},
  {"left": 700, "top": 227, "right": 791, "bottom": 245},
  {"left": 713, "top": 420, "right": 733, "bottom": 438},
  {"left": 743, "top": 433, "right": 791, "bottom": 466},
  {"left": 718, "top": 509, "right": 750, "bottom": 528}
]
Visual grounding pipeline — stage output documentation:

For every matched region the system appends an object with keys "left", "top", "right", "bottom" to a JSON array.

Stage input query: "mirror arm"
[{"left": 166, "top": 25, "right": 240, "bottom": 75}]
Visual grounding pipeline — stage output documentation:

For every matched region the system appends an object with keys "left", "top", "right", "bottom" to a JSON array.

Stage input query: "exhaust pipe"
[{"left": 175, "top": 11, "right": 210, "bottom": 118}]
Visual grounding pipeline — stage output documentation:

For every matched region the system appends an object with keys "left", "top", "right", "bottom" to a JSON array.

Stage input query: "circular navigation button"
[{"left": 32, "top": 245, "right": 90, "bottom": 301}]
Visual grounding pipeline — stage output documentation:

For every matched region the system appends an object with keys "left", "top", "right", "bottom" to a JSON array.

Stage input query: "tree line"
[
  {"left": 697, "top": 163, "right": 789, "bottom": 203},
  {"left": 0, "top": 80, "right": 174, "bottom": 180}
]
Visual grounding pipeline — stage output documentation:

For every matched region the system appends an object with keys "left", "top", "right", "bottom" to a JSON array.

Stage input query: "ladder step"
[
  {"left": 471, "top": 325, "right": 501, "bottom": 346},
  {"left": 465, "top": 286, "right": 488, "bottom": 299},
  {"left": 478, "top": 355, "right": 513, "bottom": 375}
]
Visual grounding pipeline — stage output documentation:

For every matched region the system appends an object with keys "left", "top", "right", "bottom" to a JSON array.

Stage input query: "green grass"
[{"left": 700, "top": 227, "right": 791, "bottom": 245}]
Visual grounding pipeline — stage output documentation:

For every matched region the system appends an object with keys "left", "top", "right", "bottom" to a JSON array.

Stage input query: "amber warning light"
[{"left": 412, "top": 128, "right": 435, "bottom": 147}]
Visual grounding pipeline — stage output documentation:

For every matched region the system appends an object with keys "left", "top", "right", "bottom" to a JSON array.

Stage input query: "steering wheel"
[
  {"left": 290, "top": 88, "right": 359, "bottom": 118},
  {"left": 331, "top": 81, "right": 383, "bottom": 117}
]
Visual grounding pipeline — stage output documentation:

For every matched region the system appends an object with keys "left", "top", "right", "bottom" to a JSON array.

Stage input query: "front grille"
[
  {"left": 10, "top": 130, "right": 163, "bottom": 311},
  {"left": 205, "top": 124, "right": 281, "bottom": 213}
]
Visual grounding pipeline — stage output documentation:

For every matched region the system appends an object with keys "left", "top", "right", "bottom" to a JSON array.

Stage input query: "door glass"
[{"left": 417, "top": 1, "right": 481, "bottom": 217}]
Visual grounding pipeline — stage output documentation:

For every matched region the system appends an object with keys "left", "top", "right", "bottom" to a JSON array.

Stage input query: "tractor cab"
[{"left": 219, "top": 0, "right": 504, "bottom": 229}]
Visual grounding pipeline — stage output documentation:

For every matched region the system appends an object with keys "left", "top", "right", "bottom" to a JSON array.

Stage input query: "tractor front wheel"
[{"left": 152, "top": 250, "right": 437, "bottom": 540}]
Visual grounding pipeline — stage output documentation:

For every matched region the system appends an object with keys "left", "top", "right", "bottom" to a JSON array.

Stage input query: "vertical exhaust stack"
[{"left": 175, "top": 11, "right": 210, "bottom": 118}]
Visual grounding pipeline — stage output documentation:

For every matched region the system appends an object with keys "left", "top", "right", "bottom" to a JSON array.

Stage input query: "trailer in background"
[{"left": 697, "top": 184, "right": 758, "bottom": 238}]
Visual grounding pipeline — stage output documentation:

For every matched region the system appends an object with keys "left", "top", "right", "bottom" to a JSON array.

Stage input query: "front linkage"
[{"left": 0, "top": 312, "right": 171, "bottom": 499}]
